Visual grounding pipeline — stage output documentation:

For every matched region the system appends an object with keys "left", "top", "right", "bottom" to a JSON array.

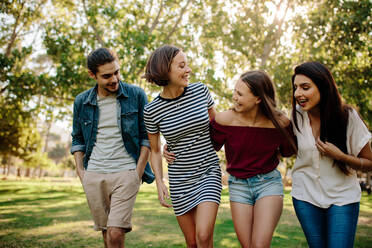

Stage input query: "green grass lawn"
[{"left": 0, "top": 178, "right": 371, "bottom": 247}]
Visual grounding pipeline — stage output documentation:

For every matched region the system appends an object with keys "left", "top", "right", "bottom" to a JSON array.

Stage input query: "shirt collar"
[
  {"left": 116, "top": 81, "right": 129, "bottom": 99},
  {"left": 83, "top": 81, "right": 128, "bottom": 105}
]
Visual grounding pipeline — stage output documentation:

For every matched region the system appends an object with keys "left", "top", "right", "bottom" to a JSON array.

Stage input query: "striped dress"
[{"left": 144, "top": 82, "right": 222, "bottom": 216}]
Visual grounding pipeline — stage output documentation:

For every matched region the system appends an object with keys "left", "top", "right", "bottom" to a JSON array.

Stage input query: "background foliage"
[{"left": 0, "top": 0, "right": 371, "bottom": 172}]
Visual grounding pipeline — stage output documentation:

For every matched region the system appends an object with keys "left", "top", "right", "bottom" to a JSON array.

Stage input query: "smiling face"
[
  {"left": 168, "top": 51, "right": 191, "bottom": 87},
  {"left": 232, "top": 79, "right": 261, "bottom": 113},
  {"left": 293, "top": 74, "right": 321, "bottom": 112},
  {"left": 89, "top": 60, "right": 121, "bottom": 97}
]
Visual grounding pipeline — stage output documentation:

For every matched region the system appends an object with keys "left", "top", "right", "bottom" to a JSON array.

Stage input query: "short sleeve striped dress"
[{"left": 144, "top": 82, "right": 222, "bottom": 216}]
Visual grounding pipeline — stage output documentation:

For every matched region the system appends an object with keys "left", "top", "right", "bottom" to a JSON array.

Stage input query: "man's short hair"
[{"left": 87, "top": 48, "right": 118, "bottom": 75}]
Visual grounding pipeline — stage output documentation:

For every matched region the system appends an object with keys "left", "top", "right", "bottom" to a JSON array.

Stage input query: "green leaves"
[
  {"left": 291, "top": 0, "right": 372, "bottom": 126},
  {"left": 1, "top": 0, "right": 371, "bottom": 166}
]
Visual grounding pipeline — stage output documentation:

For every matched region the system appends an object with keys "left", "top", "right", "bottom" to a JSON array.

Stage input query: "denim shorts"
[{"left": 228, "top": 169, "right": 283, "bottom": 205}]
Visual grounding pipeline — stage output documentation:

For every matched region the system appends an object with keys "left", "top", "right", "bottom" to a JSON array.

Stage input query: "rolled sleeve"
[
  {"left": 71, "top": 96, "right": 86, "bottom": 155},
  {"left": 138, "top": 88, "right": 150, "bottom": 145},
  {"left": 140, "top": 139, "right": 150, "bottom": 148},
  {"left": 70, "top": 145, "right": 86, "bottom": 154},
  {"left": 347, "top": 109, "right": 372, "bottom": 156}
]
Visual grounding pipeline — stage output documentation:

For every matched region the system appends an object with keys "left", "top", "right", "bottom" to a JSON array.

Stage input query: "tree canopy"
[{"left": 0, "top": 0, "right": 371, "bottom": 165}]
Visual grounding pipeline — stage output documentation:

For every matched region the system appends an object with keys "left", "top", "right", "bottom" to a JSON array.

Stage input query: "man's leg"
[
  {"left": 107, "top": 227, "right": 125, "bottom": 248},
  {"left": 107, "top": 170, "right": 140, "bottom": 247},
  {"left": 102, "top": 230, "right": 108, "bottom": 248},
  {"left": 82, "top": 172, "right": 111, "bottom": 242}
]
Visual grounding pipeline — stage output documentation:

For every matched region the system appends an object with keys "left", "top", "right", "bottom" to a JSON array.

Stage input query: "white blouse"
[{"left": 291, "top": 107, "right": 371, "bottom": 208}]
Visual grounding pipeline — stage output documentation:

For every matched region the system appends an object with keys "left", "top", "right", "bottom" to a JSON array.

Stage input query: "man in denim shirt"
[{"left": 71, "top": 48, "right": 154, "bottom": 247}]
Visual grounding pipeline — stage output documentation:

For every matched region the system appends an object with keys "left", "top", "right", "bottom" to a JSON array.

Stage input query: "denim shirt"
[{"left": 71, "top": 81, "right": 154, "bottom": 183}]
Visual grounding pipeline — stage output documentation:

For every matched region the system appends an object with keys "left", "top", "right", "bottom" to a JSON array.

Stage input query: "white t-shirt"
[
  {"left": 87, "top": 95, "right": 136, "bottom": 173},
  {"left": 291, "top": 107, "right": 371, "bottom": 208}
]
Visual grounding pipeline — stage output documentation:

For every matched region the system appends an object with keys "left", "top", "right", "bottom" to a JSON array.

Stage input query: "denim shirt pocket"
[
  {"left": 121, "top": 110, "right": 139, "bottom": 135},
  {"left": 81, "top": 119, "right": 92, "bottom": 142}
]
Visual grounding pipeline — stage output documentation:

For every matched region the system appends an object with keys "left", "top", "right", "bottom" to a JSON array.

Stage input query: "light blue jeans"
[
  {"left": 292, "top": 197, "right": 359, "bottom": 248},
  {"left": 228, "top": 169, "right": 283, "bottom": 205}
]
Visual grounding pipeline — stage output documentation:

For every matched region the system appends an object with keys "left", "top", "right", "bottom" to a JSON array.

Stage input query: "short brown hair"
[
  {"left": 87, "top": 48, "right": 118, "bottom": 75},
  {"left": 143, "top": 45, "right": 180, "bottom": 86}
]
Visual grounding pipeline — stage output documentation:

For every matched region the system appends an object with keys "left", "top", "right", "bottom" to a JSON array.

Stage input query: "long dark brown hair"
[
  {"left": 240, "top": 70, "right": 297, "bottom": 153},
  {"left": 291, "top": 62, "right": 351, "bottom": 175}
]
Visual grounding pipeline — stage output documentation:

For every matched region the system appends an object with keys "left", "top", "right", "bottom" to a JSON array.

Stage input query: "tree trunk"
[
  {"left": 82, "top": 0, "right": 105, "bottom": 46},
  {"left": 164, "top": 0, "right": 193, "bottom": 42},
  {"left": 6, "top": 164, "right": 11, "bottom": 176},
  {"left": 17, "top": 167, "right": 21, "bottom": 177},
  {"left": 38, "top": 168, "right": 43, "bottom": 178},
  {"left": 5, "top": 2, "right": 24, "bottom": 58},
  {"left": 259, "top": 0, "right": 290, "bottom": 68},
  {"left": 32, "top": 167, "right": 37, "bottom": 177},
  {"left": 25, "top": 168, "right": 31, "bottom": 177},
  {"left": 1, "top": 156, "right": 8, "bottom": 175},
  {"left": 43, "top": 119, "right": 53, "bottom": 153}
]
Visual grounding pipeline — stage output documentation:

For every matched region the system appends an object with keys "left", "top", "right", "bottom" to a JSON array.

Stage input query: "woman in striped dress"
[{"left": 143, "top": 45, "right": 222, "bottom": 248}]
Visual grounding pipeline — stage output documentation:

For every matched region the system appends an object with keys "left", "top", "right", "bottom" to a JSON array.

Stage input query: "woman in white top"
[{"left": 291, "top": 61, "right": 372, "bottom": 248}]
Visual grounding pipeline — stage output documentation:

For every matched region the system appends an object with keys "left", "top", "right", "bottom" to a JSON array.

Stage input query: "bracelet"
[{"left": 360, "top": 158, "right": 363, "bottom": 170}]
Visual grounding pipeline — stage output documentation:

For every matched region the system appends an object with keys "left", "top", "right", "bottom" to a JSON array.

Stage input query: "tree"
[
  {"left": 191, "top": 0, "right": 300, "bottom": 109},
  {"left": 42, "top": 0, "right": 205, "bottom": 102},
  {"left": 3, "top": 0, "right": 370, "bottom": 116},
  {"left": 48, "top": 144, "right": 68, "bottom": 164},
  {"left": 1, "top": 1, "right": 370, "bottom": 177},
  {"left": 59, "top": 155, "right": 75, "bottom": 171},
  {"left": 0, "top": 0, "right": 50, "bottom": 101},
  {"left": 0, "top": 0, "right": 51, "bottom": 165},
  {"left": 290, "top": 0, "right": 372, "bottom": 126},
  {"left": 23, "top": 150, "right": 55, "bottom": 177}
]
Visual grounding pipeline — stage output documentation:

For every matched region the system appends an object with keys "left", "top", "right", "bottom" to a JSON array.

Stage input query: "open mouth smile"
[{"left": 297, "top": 99, "right": 307, "bottom": 107}]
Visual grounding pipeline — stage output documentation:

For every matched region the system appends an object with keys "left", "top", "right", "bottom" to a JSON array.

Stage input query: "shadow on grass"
[{"left": 0, "top": 180, "right": 371, "bottom": 248}]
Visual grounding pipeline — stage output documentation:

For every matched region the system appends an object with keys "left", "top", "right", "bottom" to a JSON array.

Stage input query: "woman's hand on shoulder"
[{"left": 215, "top": 110, "right": 234, "bottom": 126}]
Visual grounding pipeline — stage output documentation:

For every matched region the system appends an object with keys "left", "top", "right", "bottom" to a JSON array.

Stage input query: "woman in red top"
[
  {"left": 165, "top": 70, "right": 296, "bottom": 247},
  {"left": 211, "top": 70, "right": 296, "bottom": 247}
]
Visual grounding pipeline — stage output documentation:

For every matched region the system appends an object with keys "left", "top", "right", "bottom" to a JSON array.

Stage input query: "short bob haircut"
[
  {"left": 143, "top": 45, "right": 180, "bottom": 86},
  {"left": 87, "top": 48, "right": 118, "bottom": 75}
]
